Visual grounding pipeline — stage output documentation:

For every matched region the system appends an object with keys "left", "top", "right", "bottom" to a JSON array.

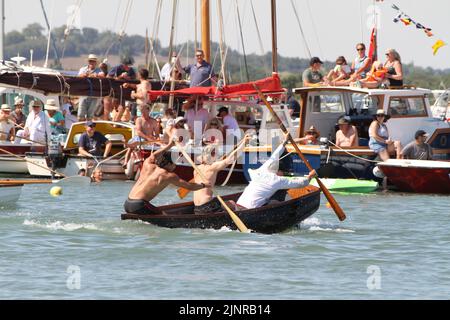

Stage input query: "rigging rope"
[
  {"left": 235, "top": 0, "right": 250, "bottom": 82},
  {"left": 305, "top": 0, "right": 323, "bottom": 57},
  {"left": 290, "top": 0, "right": 312, "bottom": 59},
  {"left": 61, "top": 0, "right": 83, "bottom": 60},
  {"left": 250, "top": 0, "right": 270, "bottom": 77}
]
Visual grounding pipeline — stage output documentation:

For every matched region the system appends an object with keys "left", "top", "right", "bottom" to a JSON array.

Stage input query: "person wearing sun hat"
[
  {"left": 11, "top": 97, "right": 26, "bottom": 130},
  {"left": 44, "top": 99, "right": 65, "bottom": 135},
  {"left": 369, "top": 109, "right": 402, "bottom": 161},
  {"left": 295, "top": 125, "right": 321, "bottom": 145},
  {"left": 0, "top": 104, "right": 15, "bottom": 142},
  {"left": 15, "top": 100, "right": 51, "bottom": 144}
]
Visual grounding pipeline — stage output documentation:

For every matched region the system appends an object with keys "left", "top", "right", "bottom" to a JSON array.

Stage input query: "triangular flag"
[
  {"left": 424, "top": 29, "right": 434, "bottom": 37},
  {"left": 400, "top": 18, "right": 412, "bottom": 26},
  {"left": 432, "top": 40, "right": 446, "bottom": 55}
]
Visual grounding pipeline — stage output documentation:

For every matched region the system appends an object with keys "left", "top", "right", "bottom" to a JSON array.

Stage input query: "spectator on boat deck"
[
  {"left": 78, "top": 54, "right": 102, "bottom": 121},
  {"left": 235, "top": 133, "right": 317, "bottom": 210},
  {"left": 400, "top": 130, "right": 433, "bottom": 160},
  {"left": 287, "top": 95, "right": 300, "bottom": 119},
  {"left": 183, "top": 97, "right": 210, "bottom": 142},
  {"left": 351, "top": 43, "right": 372, "bottom": 79},
  {"left": 302, "top": 57, "right": 326, "bottom": 87},
  {"left": 61, "top": 97, "right": 77, "bottom": 131},
  {"left": 217, "top": 106, "right": 241, "bottom": 145},
  {"left": 295, "top": 125, "right": 321, "bottom": 145},
  {"left": 181, "top": 49, "right": 217, "bottom": 87},
  {"left": 78, "top": 121, "right": 112, "bottom": 158},
  {"left": 124, "top": 139, "right": 209, "bottom": 215},
  {"left": 44, "top": 99, "right": 65, "bottom": 135},
  {"left": 106, "top": 57, "right": 136, "bottom": 122},
  {"left": 123, "top": 68, "right": 152, "bottom": 107},
  {"left": 78, "top": 168, "right": 86, "bottom": 176},
  {"left": 0, "top": 104, "right": 15, "bottom": 142},
  {"left": 122, "top": 104, "right": 160, "bottom": 170},
  {"left": 98, "top": 59, "right": 109, "bottom": 77},
  {"left": 15, "top": 101, "right": 51, "bottom": 144},
  {"left": 352, "top": 61, "right": 388, "bottom": 89},
  {"left": 335, "top": 117, "right": 359, "bottom": 147},
  {"left": 368, "top": 109, "right": 402, "bottom": 161},
  {"left": 10, "top": 97, "right": 26, "bottom": 130},
  {"left": 327, "top": 56, "right": 352, "bottom": 85},
  {"left": 383, "top": 49, "right": 403, "bottom": 87},
  {"left": 193, "top": 136, "right": 250, "bottom": 214},
  {"left": 161, "top": 52, "right": 183, "bottom": 81},
  {"left": 161, "top": 108, "right": 175, "bottom": 128},
  {"left": 203, "top": 117, "right": 224, "bottom": 144}
]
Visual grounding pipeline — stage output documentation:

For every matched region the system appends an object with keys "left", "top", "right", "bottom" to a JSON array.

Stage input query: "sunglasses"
[
  {"left": 195, "top": 54, "right": 203, "bottom": 57},
  {"left": 357, "top": 48, "right": 365, "bottom": 51},
  {"left": 376, "top": 114, "right": 385, "bottom": 117}
]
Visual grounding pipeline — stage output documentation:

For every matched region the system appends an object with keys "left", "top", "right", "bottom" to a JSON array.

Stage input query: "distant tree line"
[{"left": 5, "top": 23, "right": 450, "bottom": 91}]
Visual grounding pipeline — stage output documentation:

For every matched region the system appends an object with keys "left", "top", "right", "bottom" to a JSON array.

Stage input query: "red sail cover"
[
  {"left": 148, "top": 73, "right": 284, "bottom": 100},
  {"left": 368, "top": 26, "right": 377, "bottom": 63}
]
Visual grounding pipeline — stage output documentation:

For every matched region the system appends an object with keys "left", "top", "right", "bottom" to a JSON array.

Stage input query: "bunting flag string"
[{"left": 391, "top": 3, "right": 446, "bottom": 55}]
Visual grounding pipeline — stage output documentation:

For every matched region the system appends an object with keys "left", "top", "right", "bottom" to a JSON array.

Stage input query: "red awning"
[{"left": 148, "top": 73, "right": 284, "bottom": 100}]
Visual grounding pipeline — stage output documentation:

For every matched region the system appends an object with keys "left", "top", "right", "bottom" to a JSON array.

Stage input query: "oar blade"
[{"left": 316, "top": 178, "right": 346, "bottom": 221}]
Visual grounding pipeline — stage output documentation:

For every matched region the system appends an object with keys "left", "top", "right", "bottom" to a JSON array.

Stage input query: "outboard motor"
[{"left": 47, "top": 135, "right": 64, "bottom": 179}]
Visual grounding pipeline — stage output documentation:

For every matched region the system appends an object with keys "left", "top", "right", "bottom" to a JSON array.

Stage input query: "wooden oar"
[
  {"left": 253, "top": 85, "right": 346, "bottom": 221},
  {"left": 176, "top": 138, "right": 247, "bottom": 199},
  {"left": 174, "top": 140, "right": 250, "bottom": 233},
  {"left": 0, "top": 179, "right": 53, "bottom": 185}
]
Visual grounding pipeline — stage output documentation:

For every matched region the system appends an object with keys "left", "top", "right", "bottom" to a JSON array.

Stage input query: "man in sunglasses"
[{"left": 181, "top": 49, "right": 217, "bottom": 87}]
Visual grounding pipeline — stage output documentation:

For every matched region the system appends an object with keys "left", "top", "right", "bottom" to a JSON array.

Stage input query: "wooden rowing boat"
[{"left": 121, "top": 186, "right": 321, "bottom": 234}]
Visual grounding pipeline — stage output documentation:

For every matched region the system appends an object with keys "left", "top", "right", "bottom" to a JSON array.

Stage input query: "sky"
[{"left": 3, "top": 0, "right": 450, "bottom": 70}]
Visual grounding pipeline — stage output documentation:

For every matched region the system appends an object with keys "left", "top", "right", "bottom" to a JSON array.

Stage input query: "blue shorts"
[
  {"left": 127, "top": 136, "right": 146, "bottom": 144},
  {"left": 369, "top": 138, "right": 387, "bottom": 153}
]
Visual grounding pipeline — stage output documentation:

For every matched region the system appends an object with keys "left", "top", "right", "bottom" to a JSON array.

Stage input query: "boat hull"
[
  {"left": 378, "top": 159, "right": 450, "bottom": 194},
  {"left": 121, "top": 187, "right": 321, "bottom": 234}
]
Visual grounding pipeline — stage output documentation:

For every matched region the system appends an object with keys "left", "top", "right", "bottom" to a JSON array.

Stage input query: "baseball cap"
[
  {"left": 310, "top": 57, "right": 323, "bottom": 66},
  {"left": 414, "top": 130, "right": 428, "bottom": 139},
  {"left": 85, "top": 121, "right": 96, "bottom": 127}
]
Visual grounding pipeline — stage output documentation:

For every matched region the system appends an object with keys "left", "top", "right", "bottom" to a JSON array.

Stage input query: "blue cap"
[{"left": 85, "top": 121, "right": 96, "bottom": 127}]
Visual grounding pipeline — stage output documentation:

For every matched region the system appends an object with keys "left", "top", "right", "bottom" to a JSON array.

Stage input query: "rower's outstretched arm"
[{"left": 170, "top": 175, "right": 209, "bottom": 191}]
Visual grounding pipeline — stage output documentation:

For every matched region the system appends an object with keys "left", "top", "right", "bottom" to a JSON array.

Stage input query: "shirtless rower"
[
  {"left": 192, "top": 135, "right": 250, "bottom": 214},
  {"left": 124, "top": 139, "right": 210, "bottom": 215}
]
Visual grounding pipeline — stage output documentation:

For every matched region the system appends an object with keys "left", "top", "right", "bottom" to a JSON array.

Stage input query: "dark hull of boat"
[
  {"left": 378, "top": 166, "right": 450, "bottom": 194},
  {"left": 121, "top": 187, "right": 321, "bottom": 234}
]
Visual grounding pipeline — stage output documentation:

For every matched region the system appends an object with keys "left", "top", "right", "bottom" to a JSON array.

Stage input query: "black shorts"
[
  {"left": 124, "top": 198, "right": 161, "bottom": 215},
  {"left": 194, "top": 198, "right": 222, "bottom": 215}
]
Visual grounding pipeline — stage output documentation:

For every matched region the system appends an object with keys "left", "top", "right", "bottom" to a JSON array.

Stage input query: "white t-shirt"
[
  {"left": 185, "top": 108, "right": 210, "bottom": 133},
  {"left": 237, "top": 144, "right": 309, "bottom": 209},
  {"left": 0, "top": 120, "right": 14, "bottom": 141},
  {"left": 223, "top": 114, "right": 241, "bottom": 139}
]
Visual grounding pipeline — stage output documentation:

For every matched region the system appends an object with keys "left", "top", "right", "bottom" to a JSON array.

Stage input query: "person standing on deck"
[
  {"left": 0, "top": 105, "right": 15, "bottom": 142},
  {"left": 192, "top": 135, "right": 250, "bottom": 214},
  {"left": 124, "top": 140, "right": 210, "bottom": 215},
  {"left": 10, "top": 97, "right": 26, "bottom": 130},
  {"left": 181, "top": 49, "right": 217, "bottom": 87},
  {"left": 78, "top": 54, "right": 102, "bottom": 121},
  {"left": 235, "top": 134, "right": 316, "bottom": 210}
]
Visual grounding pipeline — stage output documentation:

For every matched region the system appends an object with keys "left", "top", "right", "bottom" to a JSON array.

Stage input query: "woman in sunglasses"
[{"left": 369, "top": 109, "right": 402, "bottom": 161}]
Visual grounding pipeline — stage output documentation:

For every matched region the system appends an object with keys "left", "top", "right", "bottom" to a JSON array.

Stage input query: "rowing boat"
[{"left": 121, "top": 186, "right": 320, "bottom": 234}]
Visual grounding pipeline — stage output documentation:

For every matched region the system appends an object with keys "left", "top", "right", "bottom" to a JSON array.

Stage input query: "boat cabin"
[{"left": 293, "top": 86, "right": 450, "bottom": 150}]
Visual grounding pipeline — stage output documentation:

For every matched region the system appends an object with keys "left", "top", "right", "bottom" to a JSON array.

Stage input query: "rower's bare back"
[
  {"left": 129, "top": 167, "right": 173, "bottom": 201},
  {"left": 193, "top": 164, "right": 218, "bottom": 206}
]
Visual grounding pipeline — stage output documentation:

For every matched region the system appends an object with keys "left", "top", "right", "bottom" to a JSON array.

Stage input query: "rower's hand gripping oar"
[
  {"left": 253, "top": 84, "right": 346, "bottom": 222},
  {"left": 174, "top": 140, "right": 251, "bottom": 233}
]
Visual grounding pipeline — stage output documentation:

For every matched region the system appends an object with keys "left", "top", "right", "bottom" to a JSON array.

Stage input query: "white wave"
[
  {"left": 299, "top": 217, "right": 355, "bottom": 233},
  {"left": 23, "top": 219, "right": 100, "bottom": 232}
]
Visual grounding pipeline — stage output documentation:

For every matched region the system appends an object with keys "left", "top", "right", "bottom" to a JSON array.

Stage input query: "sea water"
[{"left": 0, "top": 180, "right": 449, "bottom": 299}]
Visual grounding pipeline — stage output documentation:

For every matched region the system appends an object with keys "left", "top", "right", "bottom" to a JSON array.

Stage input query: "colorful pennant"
[{"left": 391, "top": 3, "right": 445, "bottom": 55}]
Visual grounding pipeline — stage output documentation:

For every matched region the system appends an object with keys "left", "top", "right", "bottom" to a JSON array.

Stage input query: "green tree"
[{"left": 22, "top": 23, "right": 45, "bottom": 39}]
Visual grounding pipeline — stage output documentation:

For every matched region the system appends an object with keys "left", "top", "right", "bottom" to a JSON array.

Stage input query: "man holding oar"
[
  {"left": 124, "top": 139, "right": 210, "bottom": 215},
  {"left": 192, "top": 135, "right": 250, "bottom": 214},
  {"left": 236, "top": 133, "right": 316, "bottom": 210}
]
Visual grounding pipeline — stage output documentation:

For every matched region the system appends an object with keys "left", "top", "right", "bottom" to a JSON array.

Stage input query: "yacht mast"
[
  {"left": 0, "top": 0, "right": 4, "bottom": 61},
  {"left": 201, "top": 0, "right": 210, "bottom": 61},
  {"left": 271, "top": 0, "right": 278, "bottom": 73}
]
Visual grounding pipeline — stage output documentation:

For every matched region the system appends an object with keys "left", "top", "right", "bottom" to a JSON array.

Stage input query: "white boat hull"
[{"left": 0, "top": 156, "right": 29, "bottom": 173}]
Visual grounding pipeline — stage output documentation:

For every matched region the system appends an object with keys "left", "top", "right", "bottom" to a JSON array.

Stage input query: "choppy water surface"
[{"left": 1, "top": 180, "right": 449, "bottom": 299}]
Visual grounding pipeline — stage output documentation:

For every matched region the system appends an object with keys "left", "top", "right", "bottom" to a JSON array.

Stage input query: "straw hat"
[
  {"left": 44, "top": 99, "right": 59, "bottom": 111},
  {"left": 1, "top": 104, "right": 11, "bottom": 111},
  {"left": 14, "top": 97, "right": 24, "bottom": 105},
  {"left": 306, "top": 125, "right": 320, "bottom": 135},
  {"left": 88, "top": 54, "right": 98, "bottom": 62}
]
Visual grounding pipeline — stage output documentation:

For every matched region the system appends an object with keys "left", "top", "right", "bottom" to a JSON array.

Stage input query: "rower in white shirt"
[{"left": 236, "top": 133, "right": 316, "bottom": 210}]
